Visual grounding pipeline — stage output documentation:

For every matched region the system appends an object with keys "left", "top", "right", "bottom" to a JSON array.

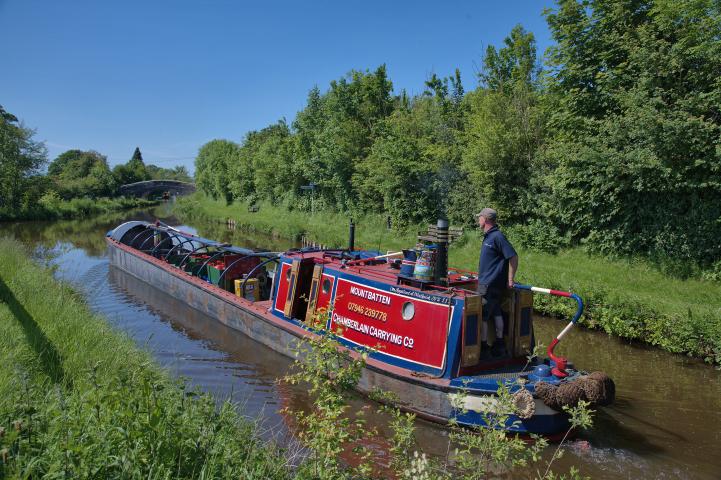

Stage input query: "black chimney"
[{"left": 434, "top": 218, "right": 449, "bottom": 286}]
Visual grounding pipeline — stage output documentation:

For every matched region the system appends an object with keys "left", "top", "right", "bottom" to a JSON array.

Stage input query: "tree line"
[
  {"left": 194, "top": 0, "right": 721, "bottom": 275},
  {"left": 0, "top": 108, "right": 191, "bottom": 218}
]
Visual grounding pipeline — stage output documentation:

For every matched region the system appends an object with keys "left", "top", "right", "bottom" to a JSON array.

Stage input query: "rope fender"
[
  {"left": 512, "top": 388, "right": 536, "bottom": 419},
  {"left": 534, "top": 372, "right": 616, "bottom": 411}
]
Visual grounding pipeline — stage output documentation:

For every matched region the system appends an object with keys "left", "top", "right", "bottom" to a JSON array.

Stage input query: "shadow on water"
[{"left": 0, "top": 277, "right": 66, "bottom": 384}]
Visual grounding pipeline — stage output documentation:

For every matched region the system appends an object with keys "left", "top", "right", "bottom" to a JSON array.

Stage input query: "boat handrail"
[{"left": 513, "top": 283, "right": 584, "bottom": 378}]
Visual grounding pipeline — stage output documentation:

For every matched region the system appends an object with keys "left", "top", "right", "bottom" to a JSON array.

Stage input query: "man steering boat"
[{"left": 475, "top": 207, "right": 518, "bottom": 358}]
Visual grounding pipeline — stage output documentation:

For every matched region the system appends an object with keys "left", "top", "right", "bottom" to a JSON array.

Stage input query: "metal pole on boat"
[{"left": 348, "top": 218, "right": 355, "bottom": 252}]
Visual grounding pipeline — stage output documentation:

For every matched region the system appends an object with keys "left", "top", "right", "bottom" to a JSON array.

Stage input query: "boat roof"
[
  {"left": 281, "top": 249, "right": 478, "bottom": 298},
  {"left": 108, "top": 222, "right": 477, "bottom": 296},
  {"left": 108, "top": 221, "right": 259, "bottom": 257}
]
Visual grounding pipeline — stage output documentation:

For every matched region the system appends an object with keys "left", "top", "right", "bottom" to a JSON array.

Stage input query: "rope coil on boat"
[
  {"left": 556, "top": 380, "right": 587, "bottom": 406},
  {"left": 512, "top": 389, "right": 536, "bottom": 419},
  {"left": 534, "top": 372, "right": 615, "bottom": 411}
]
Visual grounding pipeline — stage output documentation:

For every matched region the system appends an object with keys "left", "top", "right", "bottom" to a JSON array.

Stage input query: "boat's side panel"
[
  {"left": 272, "top": 262, "right": 293, "bottom": 316},
  {"left": 330, "top": 276, "right": 452, "bottom": 370}
]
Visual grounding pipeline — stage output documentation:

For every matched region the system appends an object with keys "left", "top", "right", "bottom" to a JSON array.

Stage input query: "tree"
[
  {"left": 127, "top": 147, "right": 149, "bottom": 181},
  {"left": 0, "top": 105, "right": 47, "bottom": 212},
  {"left": 113, "top": 147, "right": 151, "bottom": 186},
  {"left": 146, "top": 164, "right": 192, "bottom": 182},
  {"left": 480, "top": 24, "right": 540, "bottom": 92},
  {"left": 542, "top": 0, "right": 721, "bottom": 268},
  {"left": 48, "top": 149, "right": 116, "bottom": 198},
  {"left": 462, "top": 25, "right": 544, "bottom": 223},
  {"left": 354, "top": 90, "right": 466, "bottom": 226},
  {"left": 194, "top": 139, "right": 238, "bottom": 203},
  {"left": 129, "top": 147, "right": 144, "bottom": 169},
  {"left": 292, "top": 66, "right": 395, "bottom": 210},
  {"left": 230, "top": 120, "right": 295, "bottom": 204}
]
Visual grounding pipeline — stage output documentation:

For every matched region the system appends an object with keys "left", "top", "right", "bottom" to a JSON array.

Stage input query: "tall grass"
[
  {"left": 0, "top": 238, "right": 290, "bottom": 478},
  {"left": 175, "top": 195, "right": 721, "bottom": 365}
]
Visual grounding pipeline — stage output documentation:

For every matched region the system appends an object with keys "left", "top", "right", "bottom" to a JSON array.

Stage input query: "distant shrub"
[
  {"left": 38, "top": 190, "right": 62, "bottom": 211},
  {"left": 701, "top": 261, "right": 721, "bottom": 283}
]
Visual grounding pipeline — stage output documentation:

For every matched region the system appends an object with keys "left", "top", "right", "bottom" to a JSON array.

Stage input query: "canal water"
[{"left": 1, "top": 205, "right": 719, "bottom": 479}]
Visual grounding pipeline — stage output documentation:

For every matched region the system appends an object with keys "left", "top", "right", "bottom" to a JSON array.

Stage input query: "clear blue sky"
[{"left": 0, "top": 0, "right": 555, "bottom": 172}]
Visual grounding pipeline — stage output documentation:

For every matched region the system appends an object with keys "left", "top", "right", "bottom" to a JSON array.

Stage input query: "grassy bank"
[
  {"left": 0, "top": 238, "right": 290, "bottom": 478},
  {"left": 0, "top": 196, "right": 157, "bottom": 222},
  {"left": 175, "top": 194, "right": 721, "bottom": 365}
]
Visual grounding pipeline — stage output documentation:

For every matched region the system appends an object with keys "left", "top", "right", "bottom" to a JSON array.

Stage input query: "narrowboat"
[{"left": 106, "top": 219, "right": 614, "bottom": 437}]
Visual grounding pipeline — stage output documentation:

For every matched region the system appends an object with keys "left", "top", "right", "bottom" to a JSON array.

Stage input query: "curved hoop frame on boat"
[
  {"left": 177, "top": 243, "right": 218, "bottom": 271},
  {"left": 195, "top": 250, "right": 229, "bottom": 277},
  {"left": 138, "top": 229, "right": 179, "bottom": 253},
  {"left": 238, "top": 256, "right": 280, "bottom": 293},
  {"left": 165, "top": 238, "right": 199, "bottom": 259},
  {"left": 137, "top": 232, "right": 156, "bottom": 252},
  {"left": 127, "top": 228, "right": 156, "bottom": 250},
  {"left": 149, "top": 232, "right": 183, "bottom": 257},
  {"left": 216, "top": 253, "right": 263, "bottom": 285}
]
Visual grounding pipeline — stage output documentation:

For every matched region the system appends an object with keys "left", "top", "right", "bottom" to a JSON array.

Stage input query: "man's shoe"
[
  {"left": 480, "top": 343, "right": 492, "bottom": 360},
  {"left": 491, "top": 339, "right": 507, "bottom": 357}
]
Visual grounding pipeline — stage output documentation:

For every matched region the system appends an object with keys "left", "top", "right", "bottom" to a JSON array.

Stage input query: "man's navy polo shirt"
[{"left": 478, "top": 225, "right": 517, "bottom": 292}]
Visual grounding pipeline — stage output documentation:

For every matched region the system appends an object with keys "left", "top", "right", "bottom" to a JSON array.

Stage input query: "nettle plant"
[
  {"left": 283, "top": 306, "right": 594, "bottom": 480},
  {"left": 282, "top": 306, "right": 376, "bottom": 479},
  {"left": 446, "top": 382, "right": 548, "bottom": 479}
]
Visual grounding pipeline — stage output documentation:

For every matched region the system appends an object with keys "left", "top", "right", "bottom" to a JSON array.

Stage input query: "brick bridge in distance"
[{"left": 119, "top": 180, "right": 196, "bottom": 198}]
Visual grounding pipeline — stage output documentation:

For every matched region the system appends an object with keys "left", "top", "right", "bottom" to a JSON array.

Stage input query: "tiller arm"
[
  {"left": 344, "top": 251, "right": 403, "bottom": 267},
  {"left": 513, "top": 283, "right": 584, "bottom": 378}
]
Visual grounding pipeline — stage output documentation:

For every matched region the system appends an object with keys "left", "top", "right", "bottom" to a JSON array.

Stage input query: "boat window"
[
  {"left": 286, "top": 268, "right": 292, "bottom": 281},
  {"left": 322, "top": 278, "right": 331, "bottom": 294},
  {"left": 401, "top": 301, "right": 415, "bottom": 320}
]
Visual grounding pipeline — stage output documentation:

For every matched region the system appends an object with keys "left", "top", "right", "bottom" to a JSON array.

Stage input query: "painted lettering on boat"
[
  {"left": 332, "top": 278, "right": 451, "bottom": 369},
  {"left": 349, "top": 285, "right": 391, "bottom": 305},
  {"left": 332, "top": 312, "right": 414, "bottom": 348},
  {"left": 389, "top": 286, "right": 451, "bottom": 305}
]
